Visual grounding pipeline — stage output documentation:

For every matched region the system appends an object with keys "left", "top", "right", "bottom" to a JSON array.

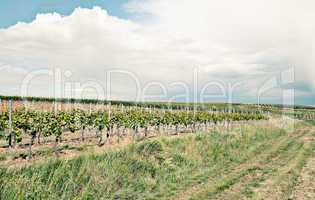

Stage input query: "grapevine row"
[{"left": 0, "top": 108, "right": 266, "bottom": 147}]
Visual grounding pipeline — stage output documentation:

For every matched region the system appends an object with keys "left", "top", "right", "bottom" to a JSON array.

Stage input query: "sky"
[
  {"left": 0, "top": 0, "right": 131, "bottom": 28},
  {"left": 0, "top": 0, "right": 314, "bottom": 105}
]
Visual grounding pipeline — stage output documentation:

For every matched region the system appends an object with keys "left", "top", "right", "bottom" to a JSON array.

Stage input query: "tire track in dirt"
[
  {"left": 291, "top": 155, "right": 315, "bottom": 200},
  {"left": 210, "top": 140, "right": 305, "bottom": 200},
  {"left": 251, "top": 135, "right": 314, "bottom": 199},
  {"left": 250, "top": 130, "right": 315, "bottom": 200},
  {"left": 189, "top": 130, "right": 308, "bottom": 200},
  {"left": 169, "top": 128, "right": 308, "bottom": 200},
  {"left": 236, "top": 130, "right": 313, "bottom": 199},
  {"left": 215, "top": 130, "right": 314, "bottom": 200}
]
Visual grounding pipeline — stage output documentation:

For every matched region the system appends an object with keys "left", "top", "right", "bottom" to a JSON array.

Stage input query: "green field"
[{"left": 1, "top": 120, "right": 314, "bottom": 199}]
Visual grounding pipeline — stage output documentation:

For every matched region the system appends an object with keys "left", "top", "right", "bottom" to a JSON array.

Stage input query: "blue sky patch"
[{"left": 0, "top": 0, "right": 131, "bottom": 28}]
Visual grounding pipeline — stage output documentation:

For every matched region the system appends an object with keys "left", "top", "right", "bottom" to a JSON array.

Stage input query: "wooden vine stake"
[
  {"left": 108, "top": 101, "right": 112, "bottom": 143},
  {"left": 8, "top": 100, "right": 14, "bottom": 148}
]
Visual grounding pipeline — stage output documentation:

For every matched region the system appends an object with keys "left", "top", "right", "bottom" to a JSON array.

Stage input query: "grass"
[
  {"left": 0, "top": 123, "right": 312, "bottom": 200},
  {"left": 0, "top": 144, "right": 88, "bottom": 162}
]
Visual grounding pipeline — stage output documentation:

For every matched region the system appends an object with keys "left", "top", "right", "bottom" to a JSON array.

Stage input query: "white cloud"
[
  {"left": 0, "top": 2, "right": 314, "bottom": 103},
  {"left": 126, "top": 0, "right": 315, "bottom": 85}
]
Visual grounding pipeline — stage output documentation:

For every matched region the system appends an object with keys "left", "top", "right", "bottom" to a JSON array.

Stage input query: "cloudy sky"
[{"left": 0, "top": 0, "right": 314, "bottom": 105}]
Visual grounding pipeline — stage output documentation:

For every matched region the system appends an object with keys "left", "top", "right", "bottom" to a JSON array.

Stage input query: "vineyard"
[
  {"left": 0, "top": 99, "right": 267, "bottom": 160},
  {"left": 0, "top": 98, "right": 314, "bottom": 200},
  {"left": 0, "top": 115, "right": 314, "bottom": 199}
]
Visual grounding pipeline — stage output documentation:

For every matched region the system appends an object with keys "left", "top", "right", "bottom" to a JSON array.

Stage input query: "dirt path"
[
  {"left": 291, "top": 156, "right": 315, "bottom": 200},
  {"left": 290, "top": 131, "right": 315, "bottom": 200},
  {"left": 168, "top": 127, "right": 315, "bottom": 200},
  {"left": 249, "top": 132, "right": 314, "bottom": 200}
]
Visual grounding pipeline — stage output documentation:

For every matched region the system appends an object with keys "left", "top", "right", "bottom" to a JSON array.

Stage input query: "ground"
[{"left": 0, "top": 119, "right": 314, "bottom": 200}]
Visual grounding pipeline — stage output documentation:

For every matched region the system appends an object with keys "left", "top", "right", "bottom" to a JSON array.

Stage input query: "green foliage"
[{"left": 0, "top": 105, "right": 267, "bottom": 146}]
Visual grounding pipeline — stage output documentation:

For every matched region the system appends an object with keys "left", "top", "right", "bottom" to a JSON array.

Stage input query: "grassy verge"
[{"left": 0, "top": 125, "right": 302, "bottom": 199}]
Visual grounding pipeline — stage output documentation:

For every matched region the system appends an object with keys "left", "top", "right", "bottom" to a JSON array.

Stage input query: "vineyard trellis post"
[
  {"left": 109, "top": 101, "right": 112, "bottom": 143},
  {"left": 8, "top": 100, "right": 13, "bottom": 148},
  {"left": 53, "top": 101, "right": 59, "bottom": 156}
]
